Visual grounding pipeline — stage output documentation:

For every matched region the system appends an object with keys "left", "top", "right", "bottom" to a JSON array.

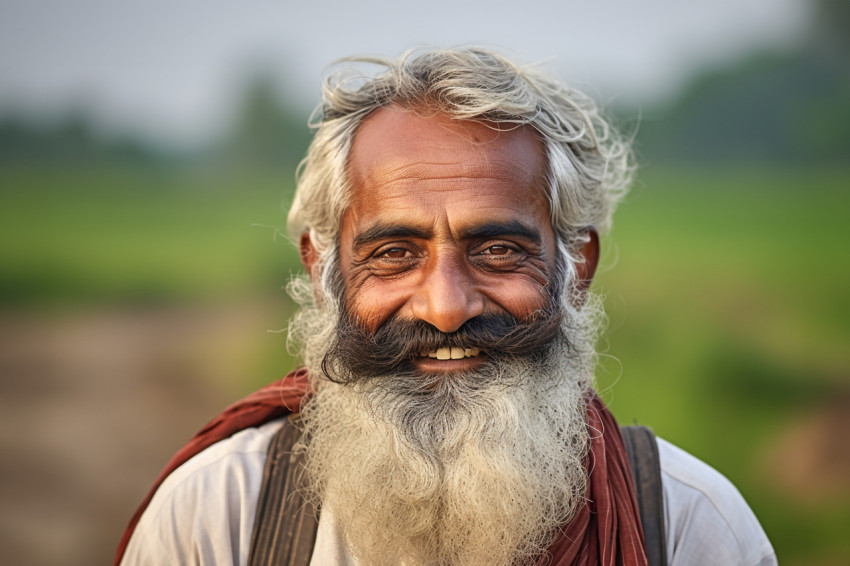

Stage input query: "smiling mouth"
[{"left": 418, "top": 347, "right": 482, "bottom": 360}]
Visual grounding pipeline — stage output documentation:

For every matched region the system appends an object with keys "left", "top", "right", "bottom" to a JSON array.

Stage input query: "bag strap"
[
  {"left": 620, "top": 425, "right": 667, "bottom": 566},
  {"left": 115, "top": 372, "right": 311, "bottom": 566},
  {"left": 247, "top": 415, "right": 319, "bottom": 566},
  {"left": 249, "top": 420, "right": 666, "bottom": 566}
]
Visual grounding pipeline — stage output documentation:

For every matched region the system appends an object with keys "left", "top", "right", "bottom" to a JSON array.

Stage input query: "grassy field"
[
  {"left": 594, "top": 167, "right": 850, "bottom": 563},
  {"left": 1, "top": 165, "right": 848, "bottom": 563},
  {"left": 0, "top": 168, "right": 300, "bottom": 306}
]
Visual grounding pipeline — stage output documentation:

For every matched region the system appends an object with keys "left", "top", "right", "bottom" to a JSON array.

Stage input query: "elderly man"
[{"left": 116, "top": 48, "right": 776, "bottom": 566}]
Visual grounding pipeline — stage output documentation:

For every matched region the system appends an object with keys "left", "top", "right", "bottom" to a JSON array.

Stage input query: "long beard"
[{"left": 288, "top": 276, "right": 601, "bottom": 566}]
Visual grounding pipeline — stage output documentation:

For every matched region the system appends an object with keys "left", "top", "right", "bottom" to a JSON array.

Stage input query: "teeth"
[{"left": 420, "top": 347, "right": 482, "bottom": 359}]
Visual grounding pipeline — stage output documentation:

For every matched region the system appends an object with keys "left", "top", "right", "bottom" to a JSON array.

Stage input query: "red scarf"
[
  {"left": 544, "top": 396, "right": 648, "bottom": 565},
  {"left": 114, "top": 370, "right": 647, "bottom": 565}
]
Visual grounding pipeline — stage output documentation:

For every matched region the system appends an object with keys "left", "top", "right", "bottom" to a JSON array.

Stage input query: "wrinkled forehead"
[{"left": 346, "top": 107, "right": 550, "bottom": 216}]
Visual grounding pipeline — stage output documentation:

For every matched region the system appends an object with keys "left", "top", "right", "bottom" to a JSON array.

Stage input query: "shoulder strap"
[
  {"left": 247, "top": 417, "right": 665, "bottom": 566},
  {"left": 620, "top": 425, "right": 667, "bottom": 566},
  {"left": 114, "top": 370, "right": 311, "bottom": 566},
  {"left": 248, "top": 415, "right": 319, "bottom": 566}
]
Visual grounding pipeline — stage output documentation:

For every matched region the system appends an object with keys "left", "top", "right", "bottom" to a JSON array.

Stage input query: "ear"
[
  {"left": 573, "top": 227, "right": 599, "bottom": 295},
  {"left": 299, "top": 232, "right": 319, "bottom": 281}
]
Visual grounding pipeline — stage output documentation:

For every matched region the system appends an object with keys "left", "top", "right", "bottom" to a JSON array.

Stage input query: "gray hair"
[{"left": 287, "top": 46, "right": 633, "bottom": 287}]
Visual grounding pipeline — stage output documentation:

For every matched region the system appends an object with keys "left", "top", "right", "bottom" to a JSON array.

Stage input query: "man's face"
[
  {"left": 298, "top": 106, "right": 598, "bottom": 566},
  {"left": 338, "top": 107, "right": 558, "bottom": 375}
]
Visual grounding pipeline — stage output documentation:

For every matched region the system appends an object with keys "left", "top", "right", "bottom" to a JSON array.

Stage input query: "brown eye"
[
  {"left": 380, "top": 247, "right": 410, "bottom": 259},
  {"left": 485, "top": 245, "right": 511, "bottom": 256}
]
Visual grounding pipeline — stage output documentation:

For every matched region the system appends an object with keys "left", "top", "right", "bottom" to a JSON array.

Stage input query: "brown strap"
[
  {"left": 115, "top": 371, "right": 311, "bottom": 566},
  {"left": 247, "top": 416, "right": 319, "bottom": 566},
  {"left": 620, "top": 425, "right": 667, "bottom": 566}
]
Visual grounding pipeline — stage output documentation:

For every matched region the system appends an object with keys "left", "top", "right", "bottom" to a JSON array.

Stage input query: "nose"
[{"left": 410, "top": 253, "right": 485, "bottom": 333}]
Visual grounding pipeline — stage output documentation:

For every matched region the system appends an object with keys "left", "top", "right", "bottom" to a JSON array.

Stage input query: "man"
[{"left": 117, "top": 48, "right": 776, "bottom": 566}]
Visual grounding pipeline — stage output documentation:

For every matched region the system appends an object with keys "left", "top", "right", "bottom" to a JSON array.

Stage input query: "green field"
[
  {"left": 594, "top": 167, "right": 850, "bottom": 564},
  {"left": 2, "top": 165, "right": 848, "bottom": 563},
  {"left": 0, "top": 168, "right": 300, "bottom": 306}
]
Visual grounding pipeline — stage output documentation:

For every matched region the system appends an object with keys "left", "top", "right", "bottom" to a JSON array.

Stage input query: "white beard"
[{"left": 288, "top": 276, "right": 601, "bottom": 566}]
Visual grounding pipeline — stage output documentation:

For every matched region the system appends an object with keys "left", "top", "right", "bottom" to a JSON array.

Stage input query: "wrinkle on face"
[{"left": 340, "top": 107, "right": 558, "bottom": 337}]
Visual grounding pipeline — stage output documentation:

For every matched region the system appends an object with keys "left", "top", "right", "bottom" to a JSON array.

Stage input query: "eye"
[
  {"left": 482, "top": 245, "right": 512, "bottom": 256},
  {"left": 376, "top": 247, "right": 412, "bottom": 259},
  {"left": 470, "top": 242, "right": 527, "bottom": 271}
]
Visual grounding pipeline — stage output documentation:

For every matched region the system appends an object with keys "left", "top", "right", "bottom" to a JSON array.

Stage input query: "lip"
[{"left": 413, "top": 353, "right": 487, "bottom": 373}]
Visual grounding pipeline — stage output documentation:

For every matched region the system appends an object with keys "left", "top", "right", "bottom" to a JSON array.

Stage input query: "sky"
[{"left": 0, "top": 0, "right": 811, "bottom": 148}]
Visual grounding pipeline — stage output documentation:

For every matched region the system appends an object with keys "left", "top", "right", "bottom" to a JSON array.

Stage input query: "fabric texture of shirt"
[{"left": 120, "top": 420, "right": 777, "bottom": 566}]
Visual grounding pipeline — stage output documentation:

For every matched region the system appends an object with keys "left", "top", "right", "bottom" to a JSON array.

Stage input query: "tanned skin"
[{"left": 300, "top": 107, "right": 599, "bottom": 373}]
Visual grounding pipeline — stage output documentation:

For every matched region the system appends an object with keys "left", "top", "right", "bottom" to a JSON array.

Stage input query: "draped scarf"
[
  {"left": 115, "top": 370, "right": 648, "bottom": 566},
  {"left": 542, "top": 395, "right": 648, "bottom": 565}
]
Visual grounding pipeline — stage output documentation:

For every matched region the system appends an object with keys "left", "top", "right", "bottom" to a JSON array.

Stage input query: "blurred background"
[{"left": 0, "top": 1, "right": 847, "bottom": 565}]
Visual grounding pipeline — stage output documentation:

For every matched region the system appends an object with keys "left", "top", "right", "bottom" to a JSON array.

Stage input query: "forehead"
[{"left": 346, "top": 107, "right": 549, "bottom": 223}]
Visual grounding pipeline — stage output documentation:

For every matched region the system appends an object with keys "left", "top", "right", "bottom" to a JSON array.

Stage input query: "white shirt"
[{"left": 120, "top": 420, "right": 777, "bottom": 566}]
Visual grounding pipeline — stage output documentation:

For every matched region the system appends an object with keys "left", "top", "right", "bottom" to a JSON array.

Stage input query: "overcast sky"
[{"left": 0, "top": 0, "right": 811, "bottom": 147}]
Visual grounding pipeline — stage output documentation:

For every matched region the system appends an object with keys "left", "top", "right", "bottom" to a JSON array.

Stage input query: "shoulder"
[
  {"left": 120, "top": 419, "right": 284, "bottom": 566},
  {"left": 657, "top": 437, "right": 777, "bottom": 566}
]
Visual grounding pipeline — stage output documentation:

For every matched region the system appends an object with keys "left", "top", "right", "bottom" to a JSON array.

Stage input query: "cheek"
[
  {"left": 344, "top": 277, "right": 413, "bottom": 332},
  {"left": 486, "top": 280, "right": 551, "bottom": 320},
  {"left": 475, "top": 260, "right": 554, "bottom": 321}
]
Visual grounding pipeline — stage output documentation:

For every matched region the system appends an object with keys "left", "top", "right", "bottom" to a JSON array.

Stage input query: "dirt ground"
[{"left": 0, "top": 302, "right": 288, "bottom": 566}]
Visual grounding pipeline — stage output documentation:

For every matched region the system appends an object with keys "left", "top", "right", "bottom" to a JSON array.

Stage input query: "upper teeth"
[{"left": 422, "top": 347, "right": 481, "bottom": 360}]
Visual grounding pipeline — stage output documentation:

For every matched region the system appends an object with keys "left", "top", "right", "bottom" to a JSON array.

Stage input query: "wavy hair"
[{"left": 287, "top": 46, "right": 633, "bottom": 294}]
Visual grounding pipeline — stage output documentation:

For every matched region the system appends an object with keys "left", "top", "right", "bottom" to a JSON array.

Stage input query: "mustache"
[{"left": 321, "top": 307, "right": 566, "bottom": 384}]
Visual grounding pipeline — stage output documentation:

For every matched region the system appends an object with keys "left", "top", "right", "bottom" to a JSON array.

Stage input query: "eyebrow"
[
  {"left": 352, "top": 223, "right": 433, "bottom": 249},
  {"left": 461, "top": 220, "right": 542, "bottom": 244},
  {"left": 352, "top": 220, "right": 543, "bottom": 249}
]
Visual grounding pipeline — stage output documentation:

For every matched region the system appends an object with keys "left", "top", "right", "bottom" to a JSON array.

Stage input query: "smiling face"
[
  {"left": 294, "top": 109, "right": 600, "bottom": 566},
  {"left": 335, "top": 107, "right": 559, "bottom": 373}
]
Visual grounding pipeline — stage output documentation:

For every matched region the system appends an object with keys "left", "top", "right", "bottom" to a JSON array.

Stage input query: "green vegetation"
[
  {"left": 4, "top": 6, "right": 847, "bottom": 562},
  {"left": 2, "top": 165, "right": 848, "bottom": 563},
  {"left": 0, "top": 168, "right": 299, "bottom": 307},
  {"left": 594, "top": 167, "right": 850, "bottom": 564}
]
